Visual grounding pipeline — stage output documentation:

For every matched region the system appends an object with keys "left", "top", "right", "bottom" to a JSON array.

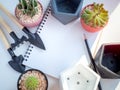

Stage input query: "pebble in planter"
[
  {"left": 95, "top": 43, "right": 120, "bottom": 78},
  {"left": 60, "top": 64, "right": 100, "bottom": 90},
  {"left": 51, "top": 0, "right": 84, "bottom": 24}
]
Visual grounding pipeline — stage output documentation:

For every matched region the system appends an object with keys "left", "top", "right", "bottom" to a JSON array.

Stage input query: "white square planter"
[{"left": 60, "top": 64, "right": 100, "bottom": 90}]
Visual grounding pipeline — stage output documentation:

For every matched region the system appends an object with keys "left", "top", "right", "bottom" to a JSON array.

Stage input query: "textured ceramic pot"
[
  {"left": 51, "top": 0, "right": 84, "bottom": 24},
  {"left": 80, "top": 18, "right": 106, "bottom": 32},
  {"left": 95, "top": 43, "right": 120, "bottom": 78},
  {"left": 60, "top": 64, "right": 100, "bottom": 90},
  {"left": 15, "top": 2, "right": 43, "bottom": 28}
]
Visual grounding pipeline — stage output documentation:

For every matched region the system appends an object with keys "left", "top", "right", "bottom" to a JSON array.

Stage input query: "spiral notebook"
[{"left": 23, "top": 3, "right": 91, "bottom": 78}]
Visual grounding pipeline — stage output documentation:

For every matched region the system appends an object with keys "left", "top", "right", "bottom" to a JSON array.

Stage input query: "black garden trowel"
[
  {"left": 0, "top": 4, "right": 45, "bottom": 50},
  {"left": 0, "top": 16, "right": 27, "bottom": 49},
  {"left": 0, "top": 28, "right": 25, "bottom": 73},
  {"left": 22, "top": 27, "right": 45, "bottom": 50}
]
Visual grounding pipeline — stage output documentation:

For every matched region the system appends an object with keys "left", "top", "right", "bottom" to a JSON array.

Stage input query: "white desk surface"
[{"left": 0, "top": 0, "right": 120, "bottom": 90}]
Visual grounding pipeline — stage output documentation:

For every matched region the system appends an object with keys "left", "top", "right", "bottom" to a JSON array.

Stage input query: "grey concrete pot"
[
  {"left": 51, "top": 0, "right": 84, "bottom": 24},
  {"left": 95, "top": 43, "right": 120, "bottom": 78}
]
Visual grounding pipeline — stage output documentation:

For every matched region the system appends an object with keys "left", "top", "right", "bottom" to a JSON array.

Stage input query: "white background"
[{"left": 0, "top": 0, "right": 120, "bottom": 90}]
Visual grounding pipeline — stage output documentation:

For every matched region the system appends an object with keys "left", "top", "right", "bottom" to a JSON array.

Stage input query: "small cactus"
[
  {"left": 81, "top": 2, "right": 109, "bottom": 27},
  {"left": 17, "top": 0, "right": 38, "bottom": 17},
  {"left": 25, "top": 76, "right": 39, "bottom": 90}
]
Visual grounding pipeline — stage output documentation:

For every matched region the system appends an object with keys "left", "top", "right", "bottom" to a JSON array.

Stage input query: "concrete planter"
[
  {"left": 60, "top": 64, "right": 100, "bottom": 90},
  {"left": 95, "top": 43, "right": 120, "bottom": 78},
  {"left": 51, "top": 0, "right": 84, "bottom": 24}
]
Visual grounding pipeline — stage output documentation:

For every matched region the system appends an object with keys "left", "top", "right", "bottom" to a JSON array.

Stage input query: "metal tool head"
[
  {"left": 8, "top": 55, "right": 25, "bottom": 73},
  {"left": 22, "top": 27, "right": 46, "bottom": 50},
  {"left": 7, "top": 48, "right": 25, "bottom": 73},
  {"left": 10, "top": 32, "right": 27, "bottom": 49}
]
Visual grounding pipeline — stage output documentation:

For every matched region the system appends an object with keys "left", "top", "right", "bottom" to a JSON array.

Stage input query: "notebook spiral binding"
[{"left": 24, "top": 5, "right": 51, "bottom": 61}]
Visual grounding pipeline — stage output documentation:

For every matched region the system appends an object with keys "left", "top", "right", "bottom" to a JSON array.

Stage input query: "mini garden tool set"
[
  {"left": 0, "top": 5, "right": 45, "bottom": 73},
  {"left": 0, "top": 27, "right": 25, "bottom": 73},
  {"left": 0, "top": 4, "right": 45, "bottom": 50}
]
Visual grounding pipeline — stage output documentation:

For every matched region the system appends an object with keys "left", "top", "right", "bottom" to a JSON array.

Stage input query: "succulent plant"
[
  {"left": 18, "top": 0, "right": 38, "bottom": 17},
  {"left": 81, "top": 2, "right": 109, "bottom": 27},
  {"left": 25, "top": 76, "right": 39, "bottom": 90}
]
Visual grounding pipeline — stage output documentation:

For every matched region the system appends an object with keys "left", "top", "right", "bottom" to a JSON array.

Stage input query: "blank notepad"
[{"left": 23, "top": 6, "right": 90, "bottom": 78}]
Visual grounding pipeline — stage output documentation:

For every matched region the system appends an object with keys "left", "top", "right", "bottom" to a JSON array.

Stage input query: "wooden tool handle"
[
  {"left": 0, "top": 28, "right": 10, "bottom": 49},
  {"left": 0, "top": 16, "right": 12, "bottom": 33},
  {"left": 0, "top": 4, "right": 23, "bottom": 29}
]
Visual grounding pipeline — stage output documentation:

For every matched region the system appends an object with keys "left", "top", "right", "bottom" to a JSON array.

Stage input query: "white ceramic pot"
[{"left": 60, "top": 64, "right": 100, "bottom": 90}]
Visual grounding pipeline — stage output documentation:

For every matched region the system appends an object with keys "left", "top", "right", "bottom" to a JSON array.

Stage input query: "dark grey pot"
[
  {"left": 95, "top": 44, "right": 120, "bottom": 78},
  {"left": 51, "top": 0, "right": 84, "bottom": 24},
  {"left": 17, "top": 69, "right": 48, "bottom": 90}
]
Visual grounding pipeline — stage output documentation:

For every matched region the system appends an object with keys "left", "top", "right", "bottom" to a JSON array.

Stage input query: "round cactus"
[
  {"left": 81, "top": 2, "right": 109, "bottom": 27},
  {"left": 25, "top": 76, "right": 39, "bottom": 90}
]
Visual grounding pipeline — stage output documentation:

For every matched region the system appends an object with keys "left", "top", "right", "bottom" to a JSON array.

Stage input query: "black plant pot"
[
  {"left": 95, "top": 43, "right": 120, "bottom": 78},
  {"left": 51, "top": 0, "right": 84, "bottom": 24},
  {"left": 17, "top": 69, "right": 48, "bottom": 90}
]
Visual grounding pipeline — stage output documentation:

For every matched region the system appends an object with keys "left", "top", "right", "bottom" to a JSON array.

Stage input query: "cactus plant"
[
  {"left": 81, "top": 3, "right": 108, "bottom": 27},
  {"left": 80, "top": 2, "right": 109, "bottom": 32},
  {"left": 17, "top": 69, "right": 48, "bottom": 90},
  {"left": 25, "top": 76, "right": 39, "bottom": 90},
  {"left": 18, "top": 0, "right": 38, "bottom": 17},
  {"left": 15, "top": 0, "right": 43, "bottom": 27}
]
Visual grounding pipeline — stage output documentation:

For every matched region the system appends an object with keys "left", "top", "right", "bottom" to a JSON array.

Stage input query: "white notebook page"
[{"left": 23, "top": 8, "right": 90, "bottom": 78}]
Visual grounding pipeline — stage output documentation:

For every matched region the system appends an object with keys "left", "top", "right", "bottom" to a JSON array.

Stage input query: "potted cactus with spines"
[
  {"left": 18, "top": 0, "right": 38, "bottom": 17},
  {"left": 17, "top": 69, "right": 48, "bottom": 90},
  {"left": 15, "top": 0, "right": 43, "bottom": 27},
  {"left": 80, "top": 2, "right": 109, "bottom": 32}
]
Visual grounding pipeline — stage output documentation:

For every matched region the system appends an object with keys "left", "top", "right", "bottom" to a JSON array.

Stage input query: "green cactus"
[
  {"left": 81, "top": 2, "right": 109, "bottom": 27},
  {"left": 25, "top": 76, "right": 39, "bottom": 90},
  {"left": 18, "top": 0, "right": 38, "bottom": 17}
]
